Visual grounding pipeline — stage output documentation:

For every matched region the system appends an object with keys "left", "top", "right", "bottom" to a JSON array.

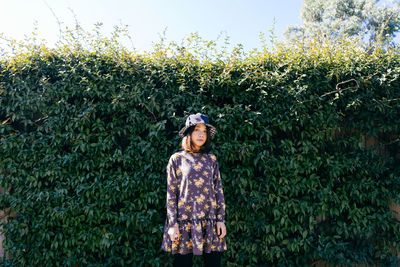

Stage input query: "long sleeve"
[
  {"left": 166, "top": 156, "right": 178, "bottom": 228},
  {"left": 213, "top": 159, "right": 226, "bottom": 223}
]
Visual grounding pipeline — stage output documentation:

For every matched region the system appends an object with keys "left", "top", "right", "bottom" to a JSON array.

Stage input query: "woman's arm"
[
  {"left": 213, "top": 159, "right": 225, "bottom": 223},
  {"left": 166, "top": 156, "right": 179, "bottom": 228}
]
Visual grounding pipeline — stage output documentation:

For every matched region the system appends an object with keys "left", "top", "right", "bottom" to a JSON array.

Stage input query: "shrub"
[{"left": 0, "top": 25, "right": 399, "bottom": 266}]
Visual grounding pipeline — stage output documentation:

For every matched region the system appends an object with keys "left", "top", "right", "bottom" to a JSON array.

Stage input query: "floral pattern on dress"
[{"left": 161, "top": 150, "right": 227, "bottom": 255}]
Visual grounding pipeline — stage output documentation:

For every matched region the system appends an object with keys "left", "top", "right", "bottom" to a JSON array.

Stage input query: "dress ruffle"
[{"left": 161, "top": 217, "right": 227, "bottom": 255}]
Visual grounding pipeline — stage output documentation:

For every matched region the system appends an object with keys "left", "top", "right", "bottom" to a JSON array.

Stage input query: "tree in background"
[{"left": 285, "top": 0, "right": 400, "bottom": 46}]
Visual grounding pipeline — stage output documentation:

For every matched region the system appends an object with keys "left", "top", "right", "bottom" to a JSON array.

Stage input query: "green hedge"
[{"left": 0, "top": 36, "right": 400, "bottom": 266}]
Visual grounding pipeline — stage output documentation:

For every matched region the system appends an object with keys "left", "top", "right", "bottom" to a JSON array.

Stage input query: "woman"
[{"left": 161, "top": 113, "right": 227, "bottom": 267}]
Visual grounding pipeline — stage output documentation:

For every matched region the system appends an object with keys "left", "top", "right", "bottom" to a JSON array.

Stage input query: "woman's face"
[{"left": 190, "top": 123, "right": 207, "bottom": 150}]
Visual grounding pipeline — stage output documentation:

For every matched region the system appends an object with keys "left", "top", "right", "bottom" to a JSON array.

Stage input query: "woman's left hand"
[{"left": 216, "top": 222, "right": 226, "bottom": 239}]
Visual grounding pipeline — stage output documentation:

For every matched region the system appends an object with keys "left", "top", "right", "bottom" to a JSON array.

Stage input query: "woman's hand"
[
  {"left": 217, "top": 222, "right": 226, "bottom": 239},
  {"left": 167, "top": 224, "right": 180, "bottom": 242}
]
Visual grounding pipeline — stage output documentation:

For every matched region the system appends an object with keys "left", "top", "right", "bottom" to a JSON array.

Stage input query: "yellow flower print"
[
  {"left": 202, "top": 156, "right": 206, "bottom": 161},
  {"left": 176, "top": 168, "right": 182, "bottom": 175},
  {"left": 181, "top": 214, "right": 188, "bottom": 220},
  {"left": 211, "top": 245, "right": 216, "bottom": 249},
  {"left": 212, "top": 200, "right": 217, "bottom": 207},
  {"left": 185, "top": 205, "right": 191, "bottom": 211},
  {"left": 204, "top": 187, "right": 209, "bottom": 193},
  {"left": 210, "top": 154, "right": 216, "bottom": 161},
  {"left": 194, "top": 163, "right": 203, "bottom": 170},
  {"left": 170, "top": 185, "right": 175, "bottom": 190},
  {"left": 196, "top": 194, "right": 205, "bottom": 204},
  {"left": 195, "top": 178, "right": 204, "bottom": 187},
  {"left": 217, "top": 214, "right": 223, "bottom": 220},
  {"left": 196, "top": 224, "right": 202, "bottom": 232},
  {"left": 172, "top": 242, "right": 178, "bottom": 249},
  {"left": 197, "top": 242, "right": 204, "bottom": 251},
  {"left": 178, "top": 200, "right": 184, "bottom": 207},
  {"left": 198, "top": 211, "right": 205, "bottom": 218},
  {"left": 169, "top": 201, "right": 175, "bottom": 206},
  {"left": 168, "top": 247, "right": 172, "bottom": 252},
  {"left": 202, "top": 220, "right": 207, "bottom": 227},
  {"left": 185, "top": 224, "right": 191, "bottom": 231},
  {"left": 205, "top": 204, "right": 210, "bottom": 209},
  {"left": 203, "top": 171, "right": 209, "bottom": 175}
]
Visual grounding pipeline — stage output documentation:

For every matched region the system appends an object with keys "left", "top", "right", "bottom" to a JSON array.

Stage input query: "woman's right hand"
[{"left": 167, "top": 223, "right": 180, "bottom": 242}]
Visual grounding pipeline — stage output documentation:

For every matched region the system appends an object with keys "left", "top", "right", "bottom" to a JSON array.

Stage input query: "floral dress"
[{"left": 161, "top": 150, "right": 227, "bottom": 255}]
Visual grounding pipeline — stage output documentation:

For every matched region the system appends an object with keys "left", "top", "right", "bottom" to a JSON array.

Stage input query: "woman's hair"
[{"left": 180, "top": 125, "right": 212, "bottom": 153}]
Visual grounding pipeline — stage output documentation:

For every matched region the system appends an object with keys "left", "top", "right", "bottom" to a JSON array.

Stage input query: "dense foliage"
[{"left": 0, "top": 30, "right": 399, "bottom": 266}]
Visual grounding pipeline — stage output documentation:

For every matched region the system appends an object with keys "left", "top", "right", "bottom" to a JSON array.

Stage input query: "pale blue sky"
[
  {"left": 0, "top": 0, "right": 398, "bottom": 54},
  {"left": 0, "top": 0, "right": 304, "bottom": 53}
]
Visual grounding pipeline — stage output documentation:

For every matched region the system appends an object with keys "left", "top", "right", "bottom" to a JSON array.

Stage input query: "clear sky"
[
  {"left": 1, "top": 0, "right": 398, "bottom": 55},
  {"left": 0, "top": 0, "right": 304, "bottom": 53}
]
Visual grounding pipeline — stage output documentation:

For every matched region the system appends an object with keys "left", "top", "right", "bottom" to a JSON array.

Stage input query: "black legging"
[{"left": 173, "top": 251, "right": 221, "bottom": 267}]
